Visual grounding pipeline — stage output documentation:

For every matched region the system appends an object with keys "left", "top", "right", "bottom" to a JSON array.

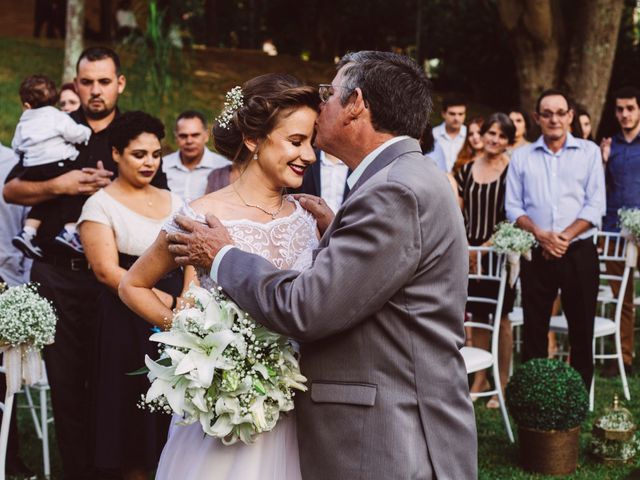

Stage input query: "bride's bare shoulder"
[{"left": 188, "top": 186, "right": 237, "bottom": 219}]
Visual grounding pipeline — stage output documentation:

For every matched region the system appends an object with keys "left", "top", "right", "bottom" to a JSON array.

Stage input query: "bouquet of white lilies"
[
  {"left": 140, "top": 284, "right": 307, "bottom": 445},
  {"left": 490, "top": 222, "right": 537, "bottom": 286}
]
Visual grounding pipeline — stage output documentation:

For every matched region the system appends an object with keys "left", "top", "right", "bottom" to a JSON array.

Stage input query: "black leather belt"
[{"left": 39, "top": 255, "right": 91, "bottom": 272}]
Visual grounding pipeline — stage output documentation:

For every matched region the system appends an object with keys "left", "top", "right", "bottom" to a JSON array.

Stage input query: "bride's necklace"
[{"left": 232, "top": 184, "right": 285, "bottom": 220}]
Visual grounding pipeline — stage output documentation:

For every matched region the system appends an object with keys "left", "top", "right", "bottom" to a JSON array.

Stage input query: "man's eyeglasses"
[
  {"left": 538, "top": 110, "right": 570, "bottom": 120},
  {"left": 318, "top": 84, "right": 351, "bottom": 103}
]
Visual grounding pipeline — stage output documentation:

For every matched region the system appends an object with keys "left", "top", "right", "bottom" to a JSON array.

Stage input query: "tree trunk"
[
  {"left": 62, "top": 0, "right": 85, "bottom": 83},
  {"left": 497, "top": 0, "right": 624, "bottom": 132},
  {"left": 562, "top": 0, "right": 625, "bottom": 133},
  {"left": 100, "top": 0, "right": 112, "bottom": 41}
]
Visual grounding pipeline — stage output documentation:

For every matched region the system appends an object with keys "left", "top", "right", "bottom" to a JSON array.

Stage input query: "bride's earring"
[{"left": 253, "top": 153, "right": 258, "bottom": 160}]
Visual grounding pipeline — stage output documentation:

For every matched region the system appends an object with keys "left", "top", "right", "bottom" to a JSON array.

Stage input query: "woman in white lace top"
[{"left": 119, "top": 74, "right": 321, "bottom": 479}]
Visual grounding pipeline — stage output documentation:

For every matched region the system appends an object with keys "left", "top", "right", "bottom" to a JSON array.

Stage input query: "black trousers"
[
  {"left": 520, "top": 238, "right": 599, "bottom": 387},
  {"left": 31, "top": 260, "right": 101, "bottom": 480}
]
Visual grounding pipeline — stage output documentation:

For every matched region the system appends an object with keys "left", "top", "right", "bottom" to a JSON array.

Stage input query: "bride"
[{"left": 118, "top": 73, "right": 320, "bottom": 479}]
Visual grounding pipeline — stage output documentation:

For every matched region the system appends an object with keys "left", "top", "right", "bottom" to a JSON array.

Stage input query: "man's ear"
[
  {"left": 117, "top": 74, "right": 126, "bottom": 95},
  {"left": 348, "top": 88, "right": 366, "bottom": 119}
]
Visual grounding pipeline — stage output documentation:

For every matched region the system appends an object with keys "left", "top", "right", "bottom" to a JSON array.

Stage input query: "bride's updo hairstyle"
[{"left": 213, "top": 73, "right": 319, "bottom": 166}]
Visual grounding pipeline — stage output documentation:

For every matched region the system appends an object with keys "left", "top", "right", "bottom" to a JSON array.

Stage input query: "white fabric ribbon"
[
  {"left": 506, "top": 250, "right": 531, "bottom": 287},
  {"left": 0, "top": 345, "right": 45, "bottom": 396},
  {"left": 627, "top": 242, "right": 638, "bottom": 268}
]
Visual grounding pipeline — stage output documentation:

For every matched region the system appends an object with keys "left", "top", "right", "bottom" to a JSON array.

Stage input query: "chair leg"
[
  {"left": 0, "top": 393, "right": 15, "bottom": 480},
  {"left": 493, "top": 363, "right": 514, "bottom": 443},
  {"left": 590, "top": 339, "right": 595, "bottom": 411},
  {"left": 40, "top": 387, "right": 51, "bottom": 478},
  {"left": 615, "top": 333, "right": 631, "bottom": 401},
  {"left": 23, "top": 387, "right": 43, "bottom": 439}
]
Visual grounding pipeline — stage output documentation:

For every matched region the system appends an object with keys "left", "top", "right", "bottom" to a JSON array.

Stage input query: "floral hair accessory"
[{"left": 216, "top": 86, "right": 244, "bottom": 130}]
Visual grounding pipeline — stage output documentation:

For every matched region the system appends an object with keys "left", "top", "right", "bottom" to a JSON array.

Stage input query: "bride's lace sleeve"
[{"left": 162, "top": 203, "right": 206, "bottom": 235}]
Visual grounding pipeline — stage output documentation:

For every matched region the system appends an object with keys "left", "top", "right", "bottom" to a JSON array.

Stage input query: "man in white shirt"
[
  {"left": 432, "top": 97, "right": 467, "bottom": 172},
  {"left": 298, "top": 149, "right": 349, "bottom": 213},
  {"left": 162, "top": 110, "right": 229, "bottom": 200}
]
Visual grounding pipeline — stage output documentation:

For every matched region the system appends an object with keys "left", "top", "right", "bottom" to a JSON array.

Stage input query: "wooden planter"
[{"left": 518, "top": 426, "right": 581, "bottom": 475}]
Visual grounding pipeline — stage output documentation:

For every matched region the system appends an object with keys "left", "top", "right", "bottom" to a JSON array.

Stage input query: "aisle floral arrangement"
[
  {"left": 139, "top": 284, "right": 307, "bottom": 445},
  {"left": 0, "top": 282, "right": 57, "bottom": 394},
  {"left": 619, "top": 208, "right": 640, "bottom": 243},
  {"left": 490, "top": 222, "right": 537, "bottom": 285}
]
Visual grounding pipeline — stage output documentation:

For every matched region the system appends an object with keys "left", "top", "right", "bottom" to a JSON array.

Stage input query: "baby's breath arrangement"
[
  {"left": 0, "top": 283, "right": 57, "bottom": 351},
  {"left": 619, "top": 208, "right": 640, "bottom": 243},
  {"left": 491, "top": 222, "right": 536, "bottom": 257},
  {"left": 215, "top": 86, "right": 244, "bottom": 130},
  {"left": 139, "top": 284, "right": 307, "bottom": 445}
]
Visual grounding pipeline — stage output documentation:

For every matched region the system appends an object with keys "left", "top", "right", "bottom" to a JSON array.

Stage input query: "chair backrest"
[
  {"left": 467, "top": 246, "right": 508, "bottom": 354},
  {"left": 595, "top": 231, "right": 633, "bottom": 325}
]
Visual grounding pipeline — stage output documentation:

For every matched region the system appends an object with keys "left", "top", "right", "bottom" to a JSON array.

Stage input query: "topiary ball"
[{"left": 506, "top": 358, "right": 589, "bottom": 431}]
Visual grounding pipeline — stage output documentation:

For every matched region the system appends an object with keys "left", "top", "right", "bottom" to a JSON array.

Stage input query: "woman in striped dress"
[{"left": 455, "top": 113, "right": 516, "bottom": 408}]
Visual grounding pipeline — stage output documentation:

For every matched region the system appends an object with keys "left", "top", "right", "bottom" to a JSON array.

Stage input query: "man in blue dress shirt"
[
  {"left": 600, "top": 86, "right": 640, "bottom": 376},
  {"left": 506, "top": 88, "right": 606, "bottom": 387}
]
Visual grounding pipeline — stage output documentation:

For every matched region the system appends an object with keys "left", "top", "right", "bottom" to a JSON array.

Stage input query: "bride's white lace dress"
[{"left": 156, "top": 197, "right": 318, "bottom": 480}]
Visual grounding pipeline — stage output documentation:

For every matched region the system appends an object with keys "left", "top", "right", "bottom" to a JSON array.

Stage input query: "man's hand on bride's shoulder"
[
  {"left": 166, "top": 213, "right": 233, "bottom": 270},
  {"left": 292, "top": 194, "right": 335, "bottom": 236}
]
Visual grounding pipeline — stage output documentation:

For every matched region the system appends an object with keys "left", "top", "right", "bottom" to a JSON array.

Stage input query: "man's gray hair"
[{"left": 335, "top": 51, "right": 432, "bottom": 139}]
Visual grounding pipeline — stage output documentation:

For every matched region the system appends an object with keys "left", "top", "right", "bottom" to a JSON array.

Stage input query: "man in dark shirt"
[
  {"left": 600, "top": 86, "right": 640, "bottom": 377},
  {"left": 3, "top": 46, "right": 166, "bottom": 480}
]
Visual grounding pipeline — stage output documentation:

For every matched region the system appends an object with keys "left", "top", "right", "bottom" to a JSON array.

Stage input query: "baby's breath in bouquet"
[
  {"left": 490, "top": 222, "right": 537, "bottom": 286},
  {"left": 619, "top": 208, "right": 640, "bottom": 243},
  {"left": 491, "top": 222, "right": 536, "bottom": 259},
  {"left": 0, "top": 283, "right": 57, "bottom": 351},
  {"left": 139, "top": 284, "right": 307, "bottom": 445},
  {"left": 0, "top": 282, "right": 57, "bottom": 395}
]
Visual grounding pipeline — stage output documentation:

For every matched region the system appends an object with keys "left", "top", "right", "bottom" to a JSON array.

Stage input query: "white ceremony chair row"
[
  {"left": 0, "top": 360, "right": 52, "bottom": 479},
  {"left": 549, "top": 231, "right": 633, "bottom": 411},
  {"left": 461, "top": 246, "right": 514, "bottom": 442}
]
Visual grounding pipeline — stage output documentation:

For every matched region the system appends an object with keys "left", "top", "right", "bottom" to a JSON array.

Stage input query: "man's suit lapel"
[{"left": 316, "top": 138, "right": 422, "bottom": 250}]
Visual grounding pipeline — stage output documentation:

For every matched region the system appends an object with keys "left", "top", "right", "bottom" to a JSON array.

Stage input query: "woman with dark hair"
[
  {"left": 119, "top": 74, "right": 320, "bottom": 479},
  {"left": 58, "top": 82, "right": 80, "bottom": 113},
  {"left": 78, "top": 111, "right": 189, "bottom": 480},
  {"left": 508, "top": 107, "right": 531, "bottom": 150},
  {"left": 575, "top": 105, "right": 593, "bottom": 140},
  {"left": 455, "top": 112, "right": 516, "bottom": 408}
]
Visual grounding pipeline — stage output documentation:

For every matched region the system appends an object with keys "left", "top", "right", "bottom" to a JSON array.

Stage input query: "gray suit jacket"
[{"left": 217, "top": 138, "right": 477, "bottom": 480}]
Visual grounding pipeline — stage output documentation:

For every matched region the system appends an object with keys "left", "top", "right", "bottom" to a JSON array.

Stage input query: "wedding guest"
[
  {"left": 433, "top": 97, "right": 467, "bottom": 172},
  {"left": 78, "top": 111, "right": 189, "bottom": 480},
  {"left": 59, "top": 83, "right": 81, "bottom": 113},
  {"left": 204, "top": 164, "right": 239, "bottom": 194},
  {"left": 451, "top": 116, "right": 484, "bottom": 176},
  {"left": 508, "top": 108, "right": 531, "bottom": 150},
  {"left": 0, "top": 143, "right": 35, "bottom": 479},
  {"left": 506, "top": 89, "right": 606, "bottom": 387},
  {"left": 599, "top": 86, "right": 640, "bottom": 377},
  {"left": 421, "top": 124, "right": 447, "bottom": 172},
  {"left": 576, "top": 105, "right": 593, "bottom": 141},
  {"left": 455, "top": 113, "right": 515, "bottom": 407},
  {"left": 162, "top": 110, "right": 229, "bottom": 201},
  {"left": 3, "top": 46, "right": 167, "bottom": 480},
  {"left": 298, "top": 149, "right": 349, "bottom": 213}
]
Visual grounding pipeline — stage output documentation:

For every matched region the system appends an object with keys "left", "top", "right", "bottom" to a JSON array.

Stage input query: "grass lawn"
[{"left": 1, "top": 36, "right": 640, "bottom": 479}]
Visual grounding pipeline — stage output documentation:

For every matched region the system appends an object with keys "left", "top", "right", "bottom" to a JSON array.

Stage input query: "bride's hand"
[{"left": 292, "top": 194, "right": 335, "bottom": 236}]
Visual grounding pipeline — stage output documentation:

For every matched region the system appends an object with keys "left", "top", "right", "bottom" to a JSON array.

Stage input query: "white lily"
[
  {"left": 150, "top": 330, "right": 201, "bottom": 350},
  {"left": 144, "top": 355, "right": 189, "bottom": 415},
  {"left": 249, "top": 396, "right": 268, "bottom": 432},
  {"left": 173, "top": 330, "right": 239, "bottom": 387}
]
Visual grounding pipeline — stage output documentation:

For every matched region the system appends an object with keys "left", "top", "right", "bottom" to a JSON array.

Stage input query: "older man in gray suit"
[{"left": 168, "top": 51, "right": 477, "bottom": 480}]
